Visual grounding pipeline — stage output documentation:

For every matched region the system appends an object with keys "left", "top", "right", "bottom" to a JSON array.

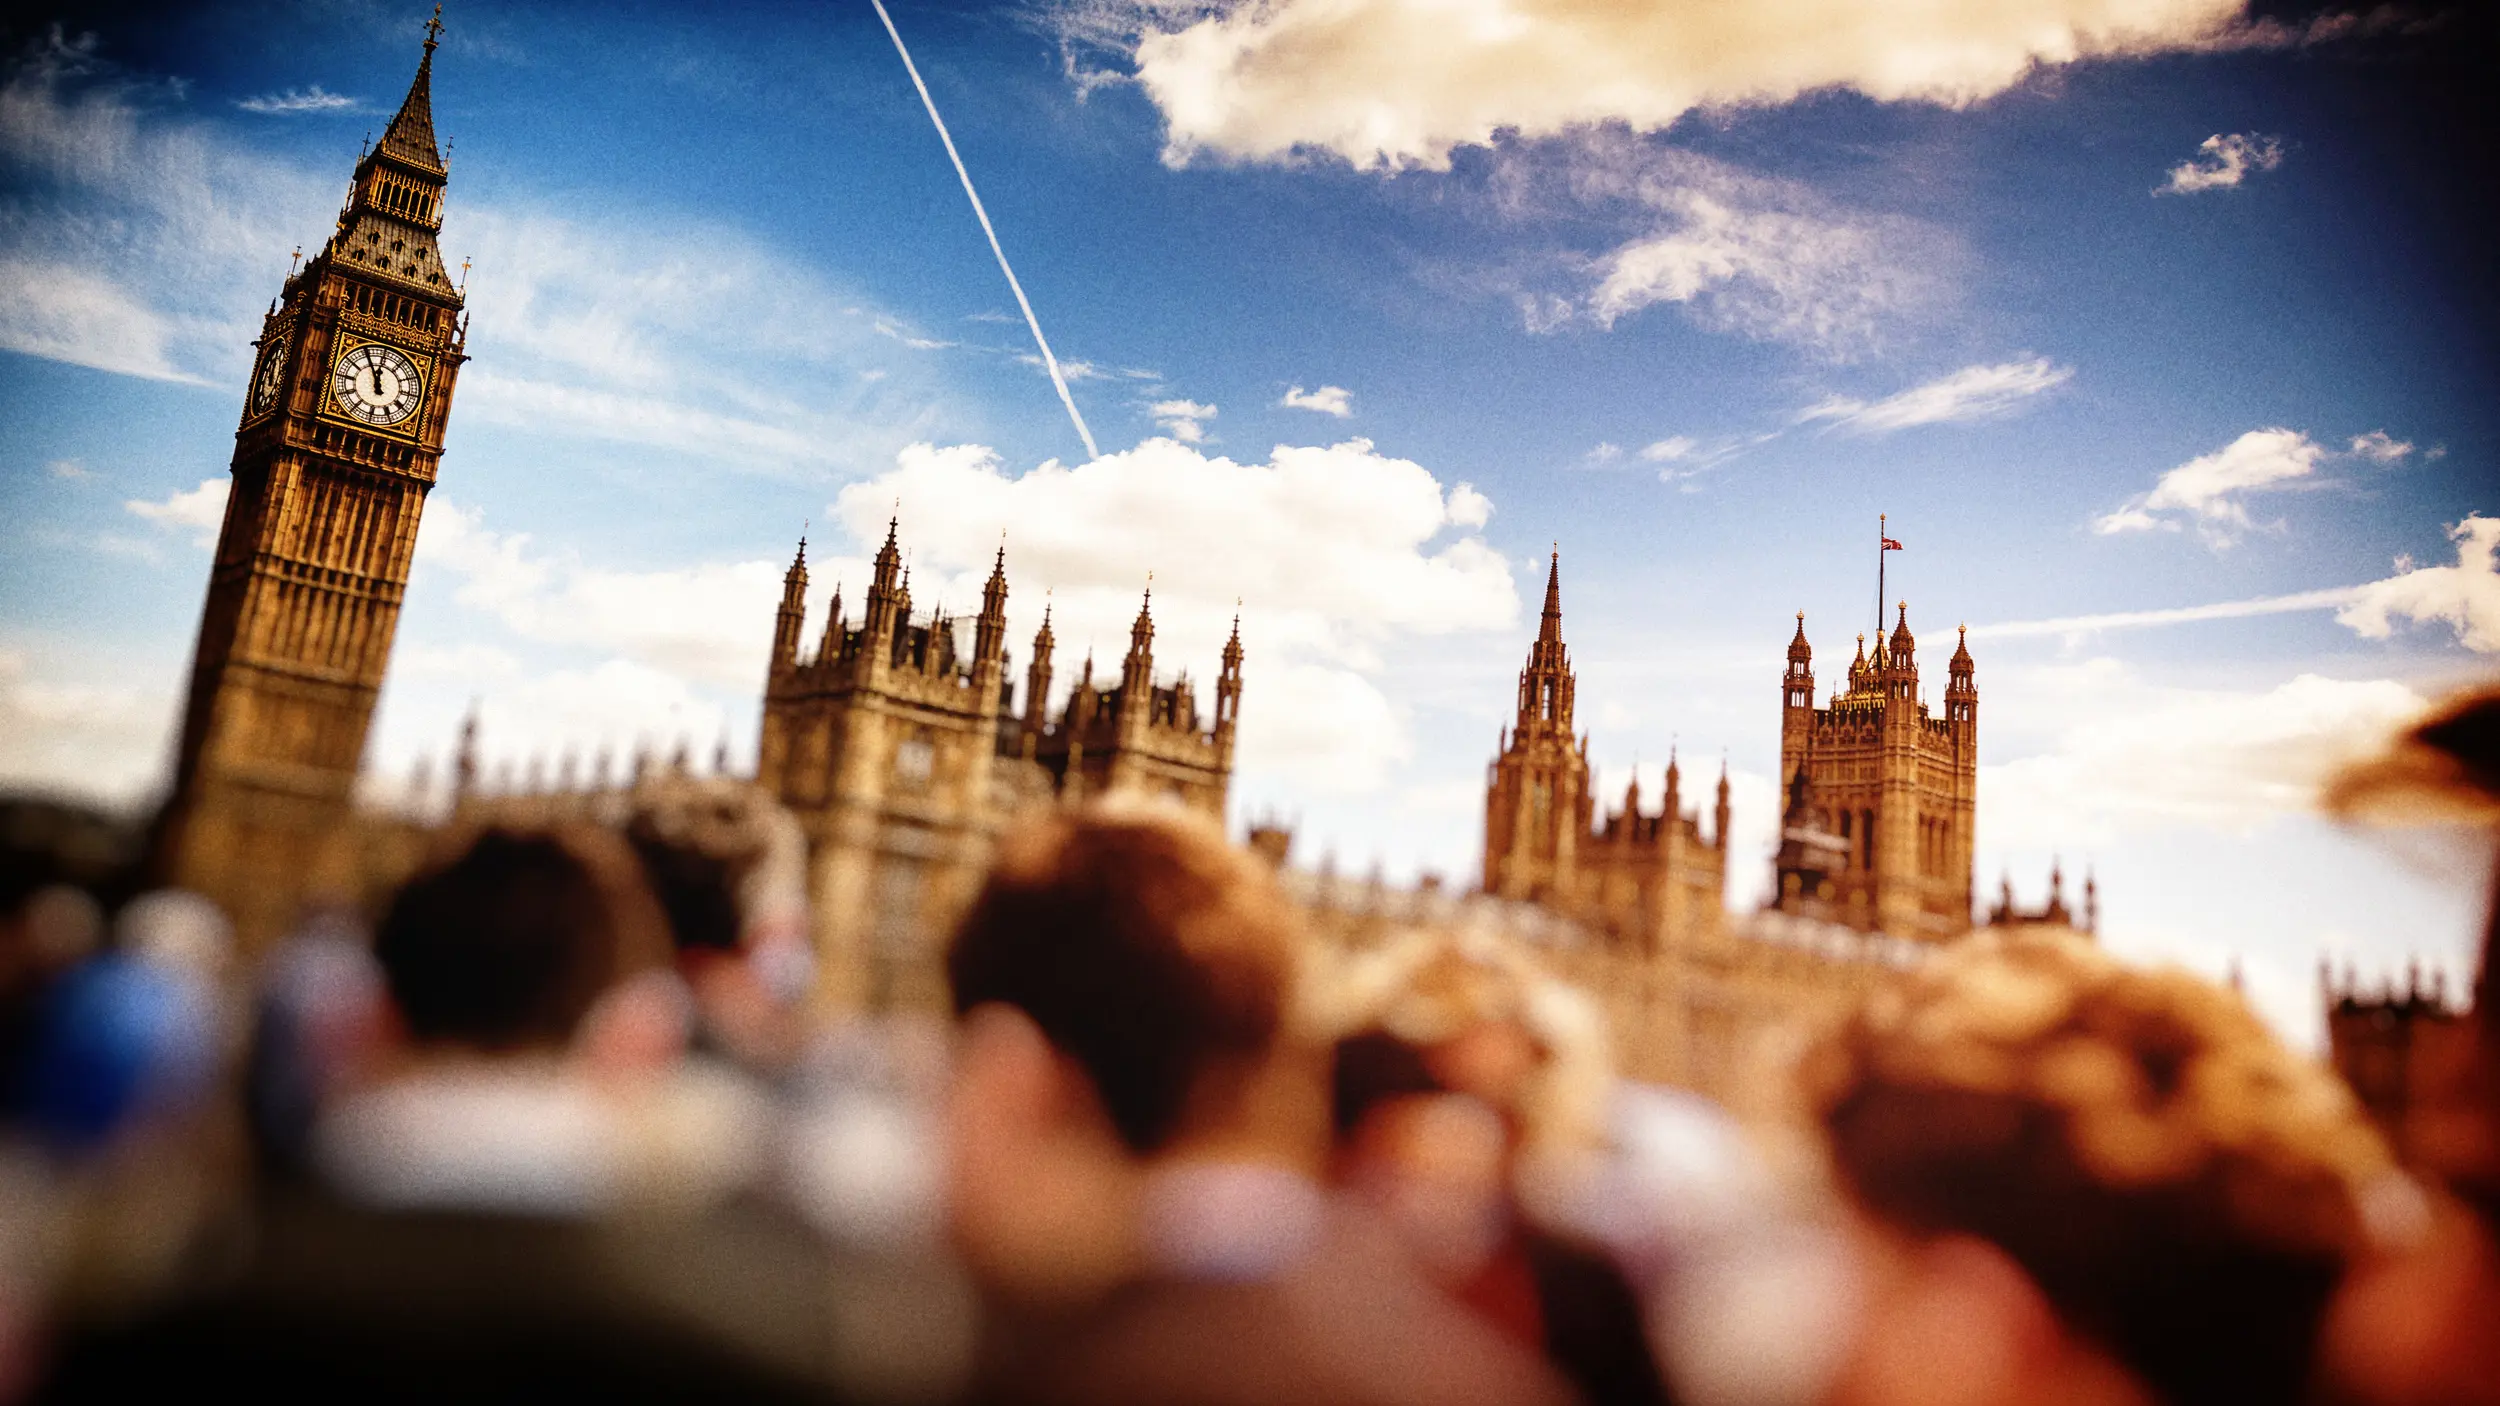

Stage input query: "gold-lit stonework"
[
  {"left": 753, "top": 529, "right": 1242, "bottom": 1011},
  {"left": 152, "top": 16, "right": 467, "bottom": 947}
]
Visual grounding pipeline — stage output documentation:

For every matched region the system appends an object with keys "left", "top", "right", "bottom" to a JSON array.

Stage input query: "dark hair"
[
  {"left": 1805, "top": 931, "right": 2389, "bottom": 1406},
  {"left": 1330, "top": 1030, "right": 1440, "bottom": 1143},
  {"left": 624, "top": 824, "right": 742, "bottom": 953},
  {"left": 374, "top": 827, "right": 664, "bottom": 1050},
  {"left": 946, "top": 807, "right": 1296, "bottom": 1153}
]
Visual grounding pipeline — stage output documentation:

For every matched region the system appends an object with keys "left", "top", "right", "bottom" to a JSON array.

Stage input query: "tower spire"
[
  {"left": 1538, "top": 546, "right": 1564, "bottom": 644},
  {"left": 377, "top": 8, "right": 447, "bottom": 175}
]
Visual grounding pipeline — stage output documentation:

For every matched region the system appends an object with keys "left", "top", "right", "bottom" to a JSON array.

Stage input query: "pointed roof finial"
[
  {"left": 374, "top": 8, "right": 447, "bottom": 173},
  {"left": 1538, "top": 545, "right": 1564, "bottom": 643}
]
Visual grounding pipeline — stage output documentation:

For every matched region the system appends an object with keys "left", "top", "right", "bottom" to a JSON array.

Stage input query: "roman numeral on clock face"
[{"left": 332, "top": 342, "right": 424, "bottom": 427}]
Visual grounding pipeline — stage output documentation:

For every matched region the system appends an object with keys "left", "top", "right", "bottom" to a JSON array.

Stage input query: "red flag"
[{"left": 1881, "top": 536, "right": 1904, "bottom": 551}]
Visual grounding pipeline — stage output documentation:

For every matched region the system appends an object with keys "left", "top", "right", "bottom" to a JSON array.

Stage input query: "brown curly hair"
[{"left": 1800, "top": 929, "right": 2395, "bottom": 1406}]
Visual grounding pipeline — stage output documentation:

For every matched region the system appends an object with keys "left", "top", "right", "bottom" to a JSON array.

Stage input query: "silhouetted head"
[
  {"left": 374, "top": 825, "right": 667, "bottom": 1052},
  {"left": 947, "top": 802, "right": 1301, "bottom": 1154},
  {"left": 1802, "top": 929, "right": 2394, "bottom": 1406}
]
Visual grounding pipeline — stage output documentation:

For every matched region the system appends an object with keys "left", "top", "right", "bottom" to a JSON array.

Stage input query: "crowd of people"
[{"left": 0, "top": 688, "right": 2495, "bottom": 1406}]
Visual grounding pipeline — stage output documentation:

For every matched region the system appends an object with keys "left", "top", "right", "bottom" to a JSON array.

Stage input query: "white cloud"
[
  {"left": 0, "top": 38, "right": 941, "bottom": 472},
  {"left": 1580, "top": 184, "right": 1927, "bottom": 352},
  {"left": 825, "top": 437, "right": 1519, "bottom": 791},
  {"left": 46, "top": 458, "right": 90, "bottom": 479},
  {"left": 1015, "top": 353, "right": 1109, "bottom": 381},
  {"left": 124, "top": 476, "right": 228, "bottom": 547},
  {"left": 1148, "top": 397, "right": 1218, "bottom": 442},
  {"left": 2093, "top": 427, "right": 2327, "bottom": 543},
  {"left": 1281, "top": 384, "right": 1353, "bottom": 417},
  {"left": 1109, "top": 0, "right": 2249, "bottom": 171},
  {"left": 0, "top": 257, "right": 210, "bottom": 384},
  {"left": 0, "top": 35, "right": 337, "bottom": 385},
  {"left": 1414, "top": 135, "right": 1951, "bottom": 356},
  {"left": 2156, "top": 132, "right": 2284, "bottom": 195},
  {"left": 1983, "top": 662, "right": 2426, "bottom": 848},
  {"left": 408, "top": 501, "right": 786, "bottom": 690},
  {"left": 2336, "top": 514, "right": 2500, "bottom": 654},
  {"left": 0, "top": 643, "right": 175, "bottom": 807},
  {"left": 2349, "top": 430, "right": 2412, "bottom": 463},
  {"left": 1626, "top": 429, "right": 1780, "bottom": 482},
  {"left": 1799, "top": 357, "right": 2072, "bottom": 434},
  {"left": 455, "top": 370, "right": 835, "bottom": 465},
  {"left": 445, "top": 660, "right": 732, "bottom": 780},
  {"left": 236, "top": 85, "right": 357, "bottom": 115}
]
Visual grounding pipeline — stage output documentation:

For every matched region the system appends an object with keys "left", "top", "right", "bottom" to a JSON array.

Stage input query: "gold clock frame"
[
  {"left": 245, "top": 332, "right": 293, "bottom": 425},
  {"left": 323, "top": 331, "right": 432, "bottom": 439}
]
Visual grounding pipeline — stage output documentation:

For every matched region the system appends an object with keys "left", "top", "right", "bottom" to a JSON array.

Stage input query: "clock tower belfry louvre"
[{"left": 155, "top": 16, "right": 467, "bottom": 944}]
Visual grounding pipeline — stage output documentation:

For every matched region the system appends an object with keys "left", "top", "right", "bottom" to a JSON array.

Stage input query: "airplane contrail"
[
  {"left": 868, "top": 0, "right": 1100, "bottom": 460},
  {"left": 1966, "top": 585, "right": 2362, "bottom": 640}
]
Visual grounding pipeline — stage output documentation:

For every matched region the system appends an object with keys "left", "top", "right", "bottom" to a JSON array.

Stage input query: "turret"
[
  {"left": 1024, "top": 601, "right": 1056, "bottom": 739},
  {"left": 1885, "top": 601, "right": 1917, "bottom": 702},
  {"left": 451, "top": 704, "right": 478, "bottom": 801},
  {"left": 816, "top": 582, "right": 845, "bottom": 667},
  {"left": 771, "top": 537, "right": 808, "bottom": 675},
  {"left": 1515, "top": 551, "right": 1576, "bottom": 733},
  {"left": 1946, "top": 623, "right": 1977, "bottom": 726},
  {"left": 973, "top": 544, "right": 1009, "bottom": 684},
  {"left": 863, "top": 518, "right": 904, "bottom": 652},
  {"left": 1784, "top": 612, "right": 1814, "bottom": 710},
  {"left": 1714, "top": 758, "right": 1732, "bottom": 849},
  {"left": 1663, "top": 748, "right": 1681, "bottom": 817},
  {"left": 1215, "top": 610, "right": 1244, "bottom": 745},
  {"left": 1122, "top": 586, "right": 1156, "bottom": 699},
  {"left": 1063, "top": 650, "right": 1097, "bottom": 729}
]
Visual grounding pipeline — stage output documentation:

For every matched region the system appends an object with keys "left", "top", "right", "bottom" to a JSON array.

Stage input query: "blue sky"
[{"left": 4, "top": 0, "right": 2495, "bottom": 1043}]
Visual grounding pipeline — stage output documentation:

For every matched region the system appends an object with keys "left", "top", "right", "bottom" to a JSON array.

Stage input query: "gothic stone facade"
[
  {"left": 1772, "top": 605, "right": 1978, "bottom": 941},
  {"left": 1474, "top": 554, "right": 1986, "bottom": 1099},
  {"left": 155, "top": 24, "right": 467, "bottom": 947},
  {"left": 756, "top": 525, "right": 1240, "bottom": 1011},
  {"left": 1482, "top": 553, "right": 1731, "bottom": 954}
]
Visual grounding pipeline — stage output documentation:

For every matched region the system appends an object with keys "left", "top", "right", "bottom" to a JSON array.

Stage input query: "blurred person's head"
[
  {"left": 1314, "top": 927, "right": 1611, "bottom": 1197},
  {"left": 2318, "top": 683, "right": 2500, "bottom": 1406},
  {"left": 1, "top": 799, "right": 137, "bottom": 1014},
  {"left": 1800, "top": 929, "right": 2396, "bottom": 1406},
  {"left": 245, "top": 914, "right": 391, "bottom": 1176},
  {"left": 2325, "top": 682, "right": 2500, "bottom": 1214},
  {"left": 620, "top": 778, "right": 811, "bottom": 1068},
  {"left": 941, "top": 801, "right": 1321, "bottom": 1301},
  {"left": 373, "top": 825, "right": 670, "bottom": 1056}
]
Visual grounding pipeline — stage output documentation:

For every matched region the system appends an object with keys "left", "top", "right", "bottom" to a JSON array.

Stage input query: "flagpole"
[{"left": 1877, "top": 512, "right": 1886, "bottom": 646}]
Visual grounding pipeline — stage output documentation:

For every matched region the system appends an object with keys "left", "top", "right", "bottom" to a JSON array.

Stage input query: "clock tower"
[{"left": 156, "top": 12, "right": 467, "bottom": 944}]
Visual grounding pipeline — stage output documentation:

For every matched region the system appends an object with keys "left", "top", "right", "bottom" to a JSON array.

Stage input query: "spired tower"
[
  {"left": 155, "top": 15, "right": 467, "bottom": 944},
  {"left": 1480, "top": 550, "right": 1729, "bottom": 946},
  {"left": 1774, "top": 604, "right": 1978, "bottom": 939},
  {"left": 1484, "top": 551, "right": 1590, "bottom": 902},
  {"left": 754, "top": 526, "right": 1240, "bottom": 1012}
]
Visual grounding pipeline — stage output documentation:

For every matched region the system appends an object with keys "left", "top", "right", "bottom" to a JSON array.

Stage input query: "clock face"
[
  {"left": 330, "top": 341, "right": 424, "bottom": 428},
  {"left": 250, "top": 335, "right": 289, "bottom": 418}
]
